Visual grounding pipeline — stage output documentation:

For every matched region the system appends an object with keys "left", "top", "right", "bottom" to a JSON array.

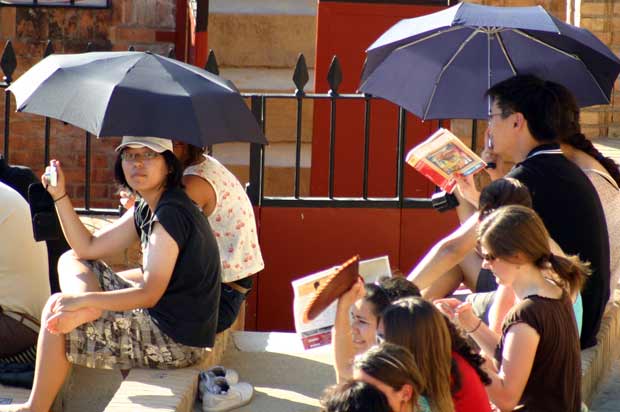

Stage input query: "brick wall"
[
  {"left": 0, "top": 0, "right": 176, "bottom": 208},
  {"left": 579, "top": 0, "right": 620, "bottom": 139}
]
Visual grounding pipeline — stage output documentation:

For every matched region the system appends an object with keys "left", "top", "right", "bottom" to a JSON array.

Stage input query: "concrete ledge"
[
  {"left": 581, "top": 290, "right": 620, "bottom": 406},
  {"left": 101, "top": 330, "right": 232, "bottom": 412},
  {"left": 103, "top": 368, "right": 198, "bottom": 412},
  {"left": 0, "top": 330, "right": 232, "bottom": 412}
]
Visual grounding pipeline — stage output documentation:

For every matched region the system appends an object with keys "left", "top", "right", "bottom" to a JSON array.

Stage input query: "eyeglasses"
[
  {"left": 121, "top": 151, "right": 161, "bottom": 162},
  {"left": 376, "top": 332, "right": 385, "bottom": 345},
  {"left": 481, "top": 252, "right": 497, "bottom": 262}
]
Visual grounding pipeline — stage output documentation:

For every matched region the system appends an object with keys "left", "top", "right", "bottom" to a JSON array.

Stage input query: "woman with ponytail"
[
  {"left": 547, "top": 82, "right": 620, "bottom": 299},
  {"left": 437, "top": 205, "right": 586, "bottom": 412}
]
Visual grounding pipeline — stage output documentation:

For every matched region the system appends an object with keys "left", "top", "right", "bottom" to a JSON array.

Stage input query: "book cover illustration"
[{"left": 406, "top": 128, "right": 486, "bottom": 193}]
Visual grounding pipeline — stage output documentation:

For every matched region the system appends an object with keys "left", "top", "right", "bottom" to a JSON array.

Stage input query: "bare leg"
[
  {"left": 422, "top": 265, "right": 464, "bottom": 300},
  {"left": 488, "top": 284, "right": 516, "bottom": 335},
  {"left": 57, "top": 250, "right": 103, "bottom": 294},
  {"left": 47, "top": 251, "right": 103, "bottom": 335},
  {"left": 0, "top": 299, "right": 71, "bottom": 412}
]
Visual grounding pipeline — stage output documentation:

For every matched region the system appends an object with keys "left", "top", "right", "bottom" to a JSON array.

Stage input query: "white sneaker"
[
  {"left": 207, "top": 365, "right": 239, "bottom": 385},
  {"left": 202, "top": 381, "right": 253, "bottom": 412},
  {"left": 198, "top": 367, "right": 240, "bottom": 400}
]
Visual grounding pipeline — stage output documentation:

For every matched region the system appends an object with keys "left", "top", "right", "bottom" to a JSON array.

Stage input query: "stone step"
[
  {"left": 208, "top": 0, "right": 316, "bottom": 68},
  {"left": 220, "top": 67, "right": 315, "bottom": 145},
  {"left": 211, "top": 142, "right": 311, "bottom": 197}
]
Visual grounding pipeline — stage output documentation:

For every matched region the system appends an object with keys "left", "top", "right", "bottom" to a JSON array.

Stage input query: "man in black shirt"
[{"left": 479, "top": 75, "right": 610, "bottom": 349}]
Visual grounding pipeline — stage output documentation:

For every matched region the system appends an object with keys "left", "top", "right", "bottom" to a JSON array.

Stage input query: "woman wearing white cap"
[{"left": 3, "top": 136, "right": 221, "bottom": 412}]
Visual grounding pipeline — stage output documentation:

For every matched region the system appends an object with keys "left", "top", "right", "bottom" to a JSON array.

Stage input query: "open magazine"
[
  {"left": 406, "top": 128, "right": 486, "bottom": 193},
  {"left": 291, "top": 256, "right": 391, "bottom": 350}
]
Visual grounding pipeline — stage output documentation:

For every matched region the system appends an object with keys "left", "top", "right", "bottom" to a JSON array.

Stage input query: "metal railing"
[{"left": 1, "top": 39, "right": 479, "bottom": 213}]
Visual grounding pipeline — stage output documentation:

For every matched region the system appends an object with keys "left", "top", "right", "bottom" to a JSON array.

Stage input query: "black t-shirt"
[
  {"left": 507, "top": 144, "right": 610, "bottom": 349},
  {"left": 134, "top": 188, "right": 221, "bottom": 347}
]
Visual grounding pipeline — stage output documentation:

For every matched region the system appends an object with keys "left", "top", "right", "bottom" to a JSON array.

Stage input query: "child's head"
[
  {"left": 478, "top": 177, "right": 532, "bottom": 219},
  {"left": 320, "top": 380, "right": 391, "bottom": 412},
  {"left": 353, "top": 342, "right": 425, "bottom": 412}
]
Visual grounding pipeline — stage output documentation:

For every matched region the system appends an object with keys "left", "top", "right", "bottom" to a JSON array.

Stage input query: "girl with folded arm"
[{"left": 1, "top": 136, "right": 221, "bottom": 412}]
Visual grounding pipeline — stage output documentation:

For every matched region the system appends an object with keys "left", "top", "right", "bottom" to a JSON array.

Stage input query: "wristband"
[
  {"left": 54, "top": 193, "right": 68, "bottom": 203},
  {"left": 465, "top": 318, "right": 482, "bottom": 334}
]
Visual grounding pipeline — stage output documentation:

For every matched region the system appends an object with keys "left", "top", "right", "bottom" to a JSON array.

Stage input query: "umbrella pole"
[{"left": 487, "top": 32, "right": 492, "bottom": 115}]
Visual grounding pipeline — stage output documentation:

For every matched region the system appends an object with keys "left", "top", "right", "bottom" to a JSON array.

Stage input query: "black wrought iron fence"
[{"left": 1, "top": 39, "right": 479, "bottom": 214}]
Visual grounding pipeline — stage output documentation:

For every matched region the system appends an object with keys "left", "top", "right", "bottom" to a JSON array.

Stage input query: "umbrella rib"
[
  {"left": 423, "top": 28, "right": 481, "bottom": 120},
  {"left": 512, "top": 29, "right": 579, "bottom": 60},
  {"left": 393, "top": 26, "right": 467, "bottom": 53},
  {"left": 511, "top": 29, "right": 609, "bottom": 103},
  {"left": 495, "top": 32, "right": 517, "bottom": 76}
]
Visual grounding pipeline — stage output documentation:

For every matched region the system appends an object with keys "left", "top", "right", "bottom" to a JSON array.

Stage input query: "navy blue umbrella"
[
  {"left": 8, "top": 51, "right": 267, "bottom": 146},
  {"left": 360, "top": 3, "right": 620, "bottom": 120}
]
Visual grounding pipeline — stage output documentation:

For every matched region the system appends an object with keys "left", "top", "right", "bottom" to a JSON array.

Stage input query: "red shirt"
[{"left": 452, "top": 352, "right": 492, "bottom": 412}]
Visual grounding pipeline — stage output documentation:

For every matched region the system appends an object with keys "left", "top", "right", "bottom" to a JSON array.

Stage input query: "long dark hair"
[
  {"left": 444, "top": 318, "right": 491, "bottom": 391},
  {"left": 545, "top": 81, "right": 620, "bottom": 187},
  {"left": 478, "top": 205, "right": 590, "bottom": 295}
]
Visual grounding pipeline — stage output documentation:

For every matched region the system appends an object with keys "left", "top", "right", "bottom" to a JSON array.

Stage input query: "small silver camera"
[{"left": 45, "top": 165, "right": 58, "bottom": 187}]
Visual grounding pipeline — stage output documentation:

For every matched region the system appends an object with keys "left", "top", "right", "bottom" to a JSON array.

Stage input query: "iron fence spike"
[
  {"left": 44, "top": 40, "right": 55, "bottom": 57},
  {"left": 1, "top": 40, "right": 17, "bottom": 82},
  {"left": 327, "top": 55, "right": 342, "bottom": 95},
  {"left": 292, "top": 53, "right": 309, "bottom": 96},
  {"left": 205, "top": 50, "right": 220, "bottom": 75}
]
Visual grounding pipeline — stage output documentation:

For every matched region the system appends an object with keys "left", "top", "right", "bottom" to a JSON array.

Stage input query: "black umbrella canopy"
[{"left": 8, "top": 51, "right": 268, "bottom": 146}]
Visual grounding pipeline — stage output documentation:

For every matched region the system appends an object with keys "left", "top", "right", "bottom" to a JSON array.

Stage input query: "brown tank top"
[{"left": 495, "top": 291, "right": 581, "bottom": 412}]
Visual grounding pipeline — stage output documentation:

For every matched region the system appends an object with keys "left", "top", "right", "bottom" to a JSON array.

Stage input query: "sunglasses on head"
[{"left": 481, "top": 252, "right": 497, "bottom": 262}]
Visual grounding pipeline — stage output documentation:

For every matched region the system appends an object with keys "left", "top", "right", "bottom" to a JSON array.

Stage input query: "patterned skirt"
[{"left": 65, "top": 260, "right": 205, "bottom": 370}]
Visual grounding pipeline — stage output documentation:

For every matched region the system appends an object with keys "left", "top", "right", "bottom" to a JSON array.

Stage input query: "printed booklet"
[
  {"left": 405, "top": 128, "right": 486, "bottom": 193},
  {"left": 292, "top": 256, "right": 391, "bottom": 350}
]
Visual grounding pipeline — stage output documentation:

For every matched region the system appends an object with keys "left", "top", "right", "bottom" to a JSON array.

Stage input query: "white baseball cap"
[{"left": 115, "top": 136, "right": 174, "bottom": 153}]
